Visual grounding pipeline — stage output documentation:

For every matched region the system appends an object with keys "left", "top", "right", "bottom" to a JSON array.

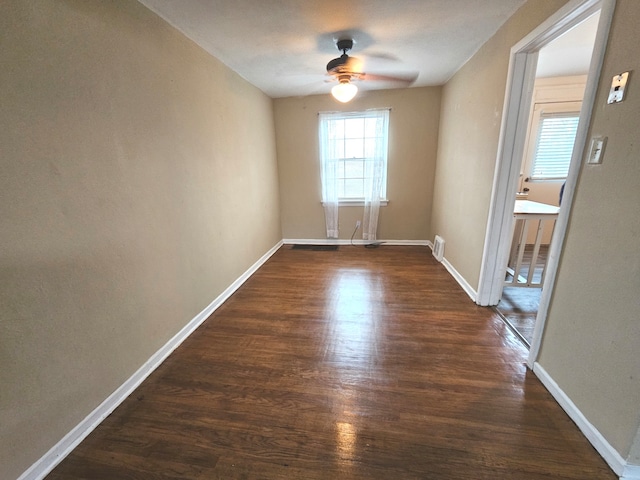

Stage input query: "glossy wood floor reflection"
[{"left": 47, "top": 246, "right": 615, "bottom": 480}]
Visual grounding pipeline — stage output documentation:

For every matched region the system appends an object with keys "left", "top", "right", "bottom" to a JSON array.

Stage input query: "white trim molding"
[
  {"left": 440, "top": 257, "right": 477, "bottom": 302},
  {"left": 321, "top": 199, "right": 389, "bottom": 207},
  {"left": 527, "top": 0, "right": 616, "bottom": 367},
  {"left": 477, "top": 0, "right": 611, "bottom": 308},
  {"left": 622, "top": 465, "right": 640, "bottom": 480},
  {"left": 282, "top": 238, "right": 431, "bottom": 246},
  {"left": 533, "top": 362, "right": 635, "bottom": 479},
  {"left": 18, "top": 240, "right": 284, "bottom": 480}
]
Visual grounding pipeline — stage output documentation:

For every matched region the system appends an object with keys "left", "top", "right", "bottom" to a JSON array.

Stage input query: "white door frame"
[{"left": 475, "top": 0, "right": 616, "bottom": 367}]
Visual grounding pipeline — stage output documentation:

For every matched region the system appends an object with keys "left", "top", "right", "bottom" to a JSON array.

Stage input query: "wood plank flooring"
[
  {"left": 497, "top": 246, "right": 549, "bottom": 345},
  {"left": 47, "top": 246, "right": 615, "bottom": 479},
  {"left": 496, "top": 287, "right": 541, "bottom": 346}
]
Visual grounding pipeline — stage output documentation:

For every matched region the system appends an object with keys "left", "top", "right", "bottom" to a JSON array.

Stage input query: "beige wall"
[
  {"left": 274, "top": 87, "right": 441, "bottom": 241},
  {"left": 630, "top": 429, "right": 640, "bottom": 465},
  {"left": 431, "top": 0, "right": 570, "bottom": 289},
  {"left": 0, "top": 1, "right": 281, "bottom": 478},
  {"left": 538, "top": 0, "right": 640, "bottom": 462},
  {"left": 433, "top": 0, "right": 639, "bottom": 467},
  {"left": 4, "top": 0, "right": 639, "bottom": 477}
]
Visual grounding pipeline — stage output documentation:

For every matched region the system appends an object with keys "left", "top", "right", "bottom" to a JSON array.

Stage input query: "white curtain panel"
[
  {"left": 319, "top": 113, "right": 339, "bottom": 238},
  {"left": 362, "top": 110, "right": 389, "bottom": 241}
]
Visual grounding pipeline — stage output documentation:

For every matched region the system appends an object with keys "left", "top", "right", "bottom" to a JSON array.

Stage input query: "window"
[
  {"left": 319, "top": 109, "right": 389, "bottom": 203},
  {"left": 519, "top": 100, "right": 582, "bottom": 197},
  {"left": 531, "top": 112, "right": 580, "bottom": 180}
]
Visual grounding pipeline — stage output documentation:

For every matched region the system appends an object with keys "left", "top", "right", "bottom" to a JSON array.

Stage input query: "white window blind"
[{"left": 531, "top": 113, "right": 580, "bottom": 180}]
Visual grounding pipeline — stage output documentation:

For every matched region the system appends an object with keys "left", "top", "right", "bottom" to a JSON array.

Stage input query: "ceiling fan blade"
[
  {"left": 359, "top": 72, "right": 419, "bottom": 85},
  {"left": 361, "top": 51, "right": 401, "bottom": 63}
]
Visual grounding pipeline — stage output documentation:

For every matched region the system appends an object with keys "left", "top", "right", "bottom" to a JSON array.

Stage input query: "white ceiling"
[
  {"left": 138, "top": 0, "right": 529, "bottom": 97},
  {"left": 536, "top": 11, "right": 599, "bottom": 78},
  {"left": 137, "top": 1, "right": 597, "bottom": 98}
]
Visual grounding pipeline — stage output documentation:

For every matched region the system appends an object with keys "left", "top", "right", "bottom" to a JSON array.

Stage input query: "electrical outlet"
[{"left": 355, "top": 220, "right": 361, "bottom": 229}]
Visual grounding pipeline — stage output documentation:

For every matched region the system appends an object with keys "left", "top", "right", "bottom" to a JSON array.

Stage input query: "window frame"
[
  {"left": 531, "top": 111, "right": 581, "bottom": 180},
  {"left": 520, "top": 101, "right": 582, "bottom": 185},
  {"left": 318, "top": 109, "right": 390, "bottom": 205}
]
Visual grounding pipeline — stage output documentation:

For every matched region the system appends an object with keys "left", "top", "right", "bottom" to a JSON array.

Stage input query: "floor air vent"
[{"left": 432, "top": 235, "right": 445, "bottom": 262}]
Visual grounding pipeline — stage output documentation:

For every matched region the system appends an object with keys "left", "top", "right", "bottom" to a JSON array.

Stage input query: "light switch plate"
[
  {"left": 587, "top": 136, "right": 607, "bottom": 164},
  {"left": 607, "top": 72, "right": 629, "bottom": 104}
]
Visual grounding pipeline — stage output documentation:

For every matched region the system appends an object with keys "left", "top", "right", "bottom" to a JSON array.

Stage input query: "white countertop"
[{"left": 514, "top": 200, "right": 561, "bottom": 215}]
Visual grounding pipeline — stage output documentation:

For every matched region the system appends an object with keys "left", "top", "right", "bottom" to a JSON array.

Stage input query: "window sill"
[{"left": 322, "top": 199, "right": 389, "bottom": 207}]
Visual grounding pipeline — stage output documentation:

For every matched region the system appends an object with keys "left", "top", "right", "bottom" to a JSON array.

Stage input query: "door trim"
[{"left": 474, "top": 0, "right": 616, "bottom": 367}]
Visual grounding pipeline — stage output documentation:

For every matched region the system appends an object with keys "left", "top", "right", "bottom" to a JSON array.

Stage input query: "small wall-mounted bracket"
[{"left": 607, "top": 71, "right": 630, "bottom": 104}]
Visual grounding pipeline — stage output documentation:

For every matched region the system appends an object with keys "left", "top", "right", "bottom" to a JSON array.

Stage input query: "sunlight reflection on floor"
[{"left": 323, "top": 268, "right": 386, "bottom": 380}]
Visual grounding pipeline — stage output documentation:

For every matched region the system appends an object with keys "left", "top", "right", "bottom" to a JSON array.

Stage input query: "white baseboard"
[
  {"left": 18, "top": 240, "right": 284, "bottom": 480},
  {"left": 622, "top": 465, "right": 640, "bottom": 480},
  {"left": 380, "top": 239, "right": 431, "bottom": 246},
  {"left": 282, "top": 238, "right": 431, "bottom": 246},
  {"left": 533, "top": 362, "right": 633, "bottom": 479},
  {"left": 25, "top": 240, "right": 634, "bottom": 480},
  {"left": 440, "top": 256, "right": 477, "bottom": 302}
]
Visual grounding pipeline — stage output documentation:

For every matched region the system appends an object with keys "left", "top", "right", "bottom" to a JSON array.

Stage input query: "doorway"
[
  {"left": 495, "top": 14, "right": 598, "bottom": 346},
  {"left": 475, "top": 0, "right": 616, "bottom": 362}
]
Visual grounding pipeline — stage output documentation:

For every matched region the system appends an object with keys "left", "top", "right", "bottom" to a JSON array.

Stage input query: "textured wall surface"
[
  {"left": 274, "top": 87, "right": 441, "bottom": 241},
  {"left": 0, "top": 1, "right": 281, "bottom": 478},
  {"left": 431, "top": 0, "right": 570, "bottom": 289},
  {"left": 538, "top": 0, "right": 640, "bottom": 462}
]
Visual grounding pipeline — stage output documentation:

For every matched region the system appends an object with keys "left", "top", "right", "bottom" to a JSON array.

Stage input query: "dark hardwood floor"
[
  {"left": 47, "top": 246, "right": 615, "bottom": 479},
  {"left": 496, "top": 287, "right": 541, "bottom": 346},
  {"left": 497, "top": 245, "right": 548, "bottom": 346}
]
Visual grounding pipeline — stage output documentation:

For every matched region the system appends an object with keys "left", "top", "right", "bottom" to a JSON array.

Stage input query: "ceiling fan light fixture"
[{"left": 331, "top": 79, "right": 358, "bottom": 103}]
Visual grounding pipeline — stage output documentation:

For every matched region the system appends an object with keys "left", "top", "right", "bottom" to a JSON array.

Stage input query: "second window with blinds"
[{"left": 519, "top": 101, "right": 581, "bottom": 197}]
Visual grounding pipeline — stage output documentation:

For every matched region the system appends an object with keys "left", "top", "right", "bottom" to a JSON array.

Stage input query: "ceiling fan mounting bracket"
[{"left": 336, "top": 38, "right": 354, "bottom": 54}]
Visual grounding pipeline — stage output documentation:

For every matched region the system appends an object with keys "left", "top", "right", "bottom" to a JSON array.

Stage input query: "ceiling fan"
[{"left": 326, "top": 38, "right": 418, "bottom": 103}]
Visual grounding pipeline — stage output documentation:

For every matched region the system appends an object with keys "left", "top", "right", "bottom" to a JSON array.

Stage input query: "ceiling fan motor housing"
[
  {"left": 326, "top": 38, "right": 355, "bottom": 73},
  {"left": 326, "top": 54, "right": 349, "bottom": 73}
]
